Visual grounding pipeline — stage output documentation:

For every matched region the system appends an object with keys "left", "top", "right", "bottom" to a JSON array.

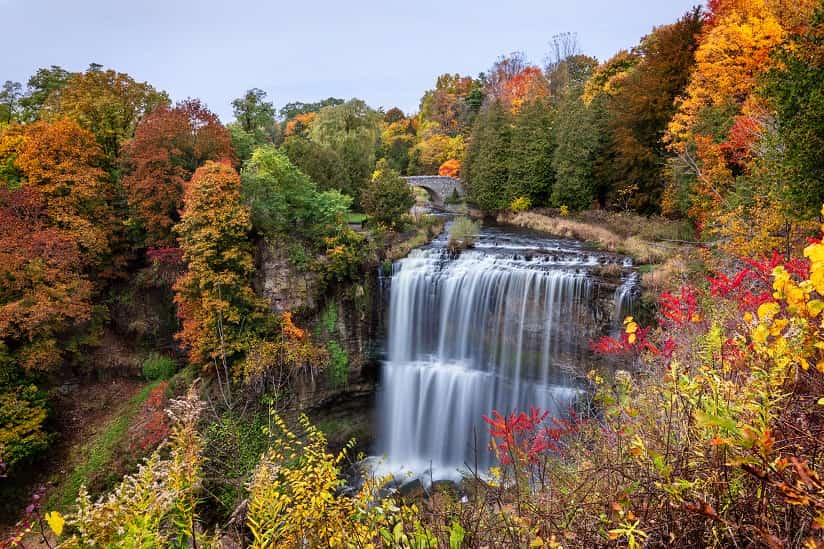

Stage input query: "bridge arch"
[{"left": 402, "top": 176, "right": 465, "bottom": 206}]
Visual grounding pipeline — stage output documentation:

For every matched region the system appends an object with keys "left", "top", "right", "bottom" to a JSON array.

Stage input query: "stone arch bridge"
[{"left": 403, "top": 176, "right": 464, "bottom": 206}]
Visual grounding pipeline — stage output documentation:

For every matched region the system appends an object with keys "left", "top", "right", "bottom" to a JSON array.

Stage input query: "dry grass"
[
  {"left": 497, "top": 211, "right": 623, "bottom": 250},
  {"left": 498, "top": 211, "right": 677, "bottom": 264},
  {"left": 498, "top": 209, "right": 698, "bottom": 295},
  {"left": 641, "top": 255, "right": 691, "bottom": 293}
]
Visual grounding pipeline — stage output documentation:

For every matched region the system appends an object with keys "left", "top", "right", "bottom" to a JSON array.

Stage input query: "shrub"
[
  {"left": 141, "top": 354, "right": 176, "bottom": 381},
  {"left": 510, "top": 196, "right": 531, "bottom": 213},
  {"left": 448, "top": 217, "right": 481, "bottom": 251}
]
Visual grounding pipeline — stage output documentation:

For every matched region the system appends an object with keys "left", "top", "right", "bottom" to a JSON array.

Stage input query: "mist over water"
[{"left": 375, "top": 224, "right": 637, "bottom": 479}]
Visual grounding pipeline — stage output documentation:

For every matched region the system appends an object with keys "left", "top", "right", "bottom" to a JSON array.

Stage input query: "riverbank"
[{"left": 497, "top": 209, "right": 701, "bottom": 295}]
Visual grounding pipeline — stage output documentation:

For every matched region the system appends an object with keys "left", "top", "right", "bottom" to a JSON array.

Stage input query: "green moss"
[
  {"left": 321, "top": 302, "right": 338, "bottom": 334},
  {"left": 326, "top": 341, "right": 349, "bottom": 388}
]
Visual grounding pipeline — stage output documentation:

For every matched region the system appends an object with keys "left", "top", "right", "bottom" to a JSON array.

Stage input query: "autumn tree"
[
  {"left": 418, "top": 74, "right": 482, "bottom": 136},
  {"left": 438, "top": 159, "right": 461, "bottom": 178},
  {"left": 0, "top": 119, "right": 116, "bottom": 269},
  {"left": 121, "top": 99, "right": 235, "bottom": 247},
  {"left": 44, "top": 64, "right": 168, "bottom": 164},
  {"left": 173, "top": 161, "right": 262, "bottom": 367},
  {"left": 596, "top": 8, "right": 703, "bottom": 213},
  {"left": 379, "top": 107, "right": 416, "bottom": 174},
  {"left": 0, "top": 187, "right": 95, "bottom": 474},
  {"left": 360, "top": 159, "right": 415, "bottom": 228}
]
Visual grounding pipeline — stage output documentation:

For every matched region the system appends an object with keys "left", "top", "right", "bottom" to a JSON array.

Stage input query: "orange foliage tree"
[
  {"left": 121, "top": 99, "right": 235, "bottom": 248},
  {"left": 173, "top": 161, "right": 262, "bottom": 368},
  {"left": 663, "top": 0, "right": 819, "bottom": 247},
  {"left": 500, "top": 66, "right": 550, "bottom": 114},
  {"left": 438, "top": 159, "right": 461, "bottom": 178},
  {"left": 42, "top": 65, "right": 168, "bottom": 163},
  {"left": 0, "top": 119, "right": 117, "bottom": 271},
  {"left": 0, "top": 187, "right": 94, "bottom": 373}
]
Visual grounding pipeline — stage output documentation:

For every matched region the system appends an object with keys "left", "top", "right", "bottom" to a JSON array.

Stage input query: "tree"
[
  {"left": 229, "top": 88, "right": 279, "bottom": 162},
  {"left": 764, "top": 4, "right": 824, "bottom": 220},
  {"left": 507, "top": 98, "right": 555, "bottom": 206},
  {"left": 0, "top": 81, "right": 23, "bottom": 124},
  {"left": 310, "top": 99, "right": 381, "bottom": 206},
  {"left": 279, "top": 97, "right": 344, "bottom": 122},
  {"left": 44, "top": 65, "right": 168, "bottom": 163},
  {"left": 551, "top": 93, "right": 605, "bottom": 210},
  {"left": 408, "top": 132, "right": 465, "bottom": 175},
  {"left": 121, "top": 99, "right": 235, "bottom": 247},
  {"left": 438, "top": 159, "right": 461, "bottom": 178},
  {"left": 18, "top": 66, "right": 73, "bottom": 122},
  {"left": 598, "top": 8, "right": 703, "bottom": 213},
  {"left": 242, "top": 146, "right": 350, "bottom": 242},
  {"left": 0, "top": 119, "right": 116, "bottom": 268},
  {"left": 173, "top": 161, "right": 261, "bottom": 367},
  {"left": 0, "top": 187, "right": 94, "bottom": 374},
  {"left": 360, "top": 159, "right": 415, "bottom": 228},
  {"left": 0, "top": 186, "right": 95, "bottom": 473},
  {"left": 418, "top": 74, "right": 481, "bottom": 137},
  {"left": 232, "top": 89, "right": 277, "bottom": 139},
  {"left": 379, "top": 108, "right": 416, "bottom": 174},
  {"left": 464, "top": 101, "right": 512, "bottom": 211},
  {"left": 280, "top": 135, "right": 345, "bottom": 192}
]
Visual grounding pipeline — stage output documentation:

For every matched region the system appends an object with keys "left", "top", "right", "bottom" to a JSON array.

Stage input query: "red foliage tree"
[
  {"left": 122, "top": 99, "right": 235, "bottom": 248},
  {"left": 0, "top": 188, "right": 93, "bottom": 372}
]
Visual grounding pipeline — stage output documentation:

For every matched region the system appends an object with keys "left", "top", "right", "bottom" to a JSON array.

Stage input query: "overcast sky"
[{"left": 1, "top": 0, "right": 703, "bottom": 121}]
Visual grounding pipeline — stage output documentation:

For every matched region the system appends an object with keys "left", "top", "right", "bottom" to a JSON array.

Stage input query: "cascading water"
[
  {"left": 375, "top": 224, "right": 635, "bottom": 479},
  {"left": 612, "top": 271, "right": 640, "bottom": 335}
]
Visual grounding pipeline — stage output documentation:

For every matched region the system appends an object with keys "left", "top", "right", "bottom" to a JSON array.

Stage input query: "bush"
[
  {"left": 510, "top": 196, "right": 531, "bottom": 213},
  {"left": 448, "top": 217, "right": 481, "bottom": 252},
  {"left": 142, "top": 354, "right": 176, "bottom": 381}
]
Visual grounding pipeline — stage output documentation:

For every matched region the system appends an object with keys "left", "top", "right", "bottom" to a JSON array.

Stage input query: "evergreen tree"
[
  {"left": 464, "top": 102, "right": 512, "bottom": 211},
  {"left": 507, "top": 99, "right": 556, "bottom": 205}
]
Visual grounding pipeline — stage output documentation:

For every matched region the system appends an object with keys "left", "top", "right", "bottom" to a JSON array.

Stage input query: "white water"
[{"left": 375, "top": 225, "right": 634, "bottom": 479}]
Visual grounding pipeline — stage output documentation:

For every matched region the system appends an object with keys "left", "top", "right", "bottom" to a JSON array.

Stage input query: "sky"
[{"left": 1, "top": 0, "right": 703, "bottom": 121}]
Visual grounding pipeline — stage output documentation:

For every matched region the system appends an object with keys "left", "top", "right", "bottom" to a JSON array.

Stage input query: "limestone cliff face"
[
  {"left": 253, "top": 239, "right": 323, "bottom": 315},
  {"left": 253, "top": 238, "right": 383, "bottom": 412}
]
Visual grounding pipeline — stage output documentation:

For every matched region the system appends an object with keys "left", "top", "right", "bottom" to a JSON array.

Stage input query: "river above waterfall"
[{"left": 371, "top": 221, "right": 638, "bottom": 481}]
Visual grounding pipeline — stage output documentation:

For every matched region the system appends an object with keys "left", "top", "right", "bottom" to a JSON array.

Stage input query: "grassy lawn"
[{"left": 346, "top": 212, "right": 368, "bottom": 224}]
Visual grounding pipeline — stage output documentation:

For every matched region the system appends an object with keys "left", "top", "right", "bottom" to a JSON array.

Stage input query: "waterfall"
[
  {"left": 375, "top": 226, "right": 621, "bottom": 479},
  {"left": 612, "top": 271, "right": 639, "bottom": 335}
]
